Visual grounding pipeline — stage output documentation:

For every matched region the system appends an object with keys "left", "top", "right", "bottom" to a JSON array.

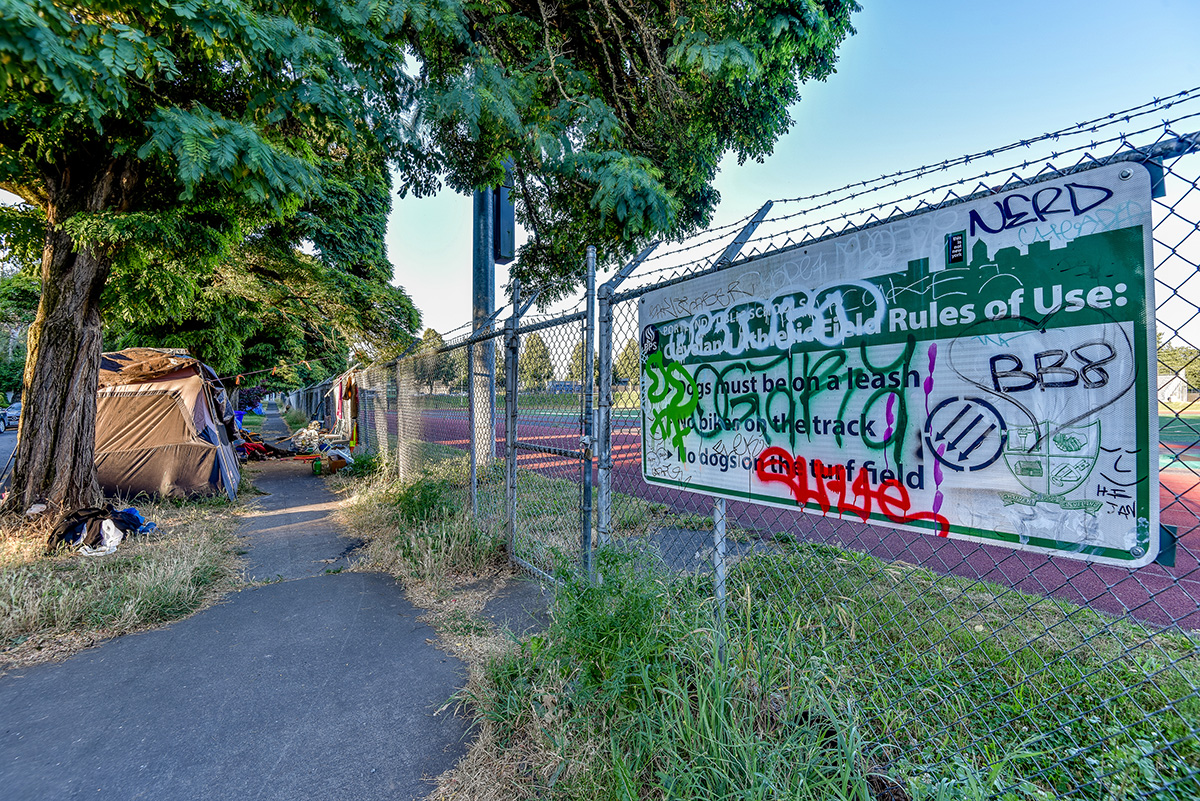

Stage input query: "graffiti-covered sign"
[{"left": 639, "top": 163, "right": 1158, "bottom": 567}]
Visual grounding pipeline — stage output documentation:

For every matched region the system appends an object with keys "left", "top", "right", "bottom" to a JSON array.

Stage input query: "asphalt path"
[
  {"left": 0, "top": 404, "right": 470, "bottom": 800},
  {"left": 415, "top": 408, "right": 1200, "bottom": 629},
  {"left": 0, "top": 422, "right": 18, "bottom": 484}
]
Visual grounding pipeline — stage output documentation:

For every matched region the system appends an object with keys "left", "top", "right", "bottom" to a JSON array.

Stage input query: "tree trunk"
[{"left": 4, "top": 158, "right": 138, "bottom": 515}]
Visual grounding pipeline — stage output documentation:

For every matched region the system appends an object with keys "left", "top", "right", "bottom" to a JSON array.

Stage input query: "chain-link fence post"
[
  {"left": 505, "top": 301, "right": 519, "bottom": 561},
  {"left": 596, "top": 278, "right": 614, "bottom": 548},
  {"left": 394, "top": 358, "right": 407, "bottom": 481},
  {"left": 471, "top": 335, "right": 496, "bottom": 473},
  {"left": 394, "top": 342, "right": 425, "bottom": 483},
  {"left": 467, "top": 340, "right": 477, "bottom": 516},
  {"left": 581, "top": 246, "right": 597, "bottom": 580},
  {"left": 596, "top": 243, "right": 659, "bottom": 548},
  {"left": 374, "top": 368, "right": 390, "bottom": 466},
  {"left": 714, "top": 496, "right": 727, "bottom": 665}
]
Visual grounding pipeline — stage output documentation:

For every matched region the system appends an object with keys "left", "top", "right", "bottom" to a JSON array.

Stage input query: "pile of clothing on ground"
[{"left": 47, "top": 505, "right": 158, "bottom": 556}]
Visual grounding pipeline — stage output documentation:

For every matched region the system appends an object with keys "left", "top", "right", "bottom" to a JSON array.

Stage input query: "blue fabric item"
[
  {"left": 252, "top": 403, "right": 264, "bottom": 415},
  {"left": 118, "top": 507, "right": 146, "bottom": 527},
  {"left": 117, "top": 506, "right": 156, "bottom": 535}
]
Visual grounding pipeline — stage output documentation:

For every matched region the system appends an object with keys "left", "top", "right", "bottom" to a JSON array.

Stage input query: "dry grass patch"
[
  {"left": 0, "top": 498, "right": 244, "bottom": 672},
  {"left": 431, "top": 668, "right": 609, "bottom": 801}
]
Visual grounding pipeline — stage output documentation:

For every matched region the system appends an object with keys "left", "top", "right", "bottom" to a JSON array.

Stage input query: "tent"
[{"left": 95, "top": 348, "right": 240, "bottom": 501}]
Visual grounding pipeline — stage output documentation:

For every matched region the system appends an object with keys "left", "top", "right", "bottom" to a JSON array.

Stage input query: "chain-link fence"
[
  {"left": 344, "top": 304, "right": 597, "bottom": 579},
  {"left": 279, "top": 379, "right": 324, "bottom": 424},
  {"left": 304, "top": 90, "right": 1200, "bottom": 799}
]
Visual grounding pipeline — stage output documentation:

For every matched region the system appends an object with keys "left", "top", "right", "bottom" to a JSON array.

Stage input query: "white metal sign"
[{"left": 639, "top": 163, "right": 1159, "bottom": 567}]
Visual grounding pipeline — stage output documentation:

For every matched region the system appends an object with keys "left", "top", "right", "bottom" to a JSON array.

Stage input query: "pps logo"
[{"left": 640, "top": 325, "right": 660, "bottom": 358}]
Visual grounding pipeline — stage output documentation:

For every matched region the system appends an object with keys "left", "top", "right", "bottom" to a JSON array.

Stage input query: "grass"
[
  {"left": 614, "top": 388, "right": 640, "bottom": 410},
  {"left": 725, "top": 546, "right": 1200, "bottom": 799},
  {"left": 449, "top": 551, "right": 939, "bottom": 801},
  {"left": 341, "top": 451, "right": 382, "bottom": 478},
  {"left": 335, "top": 439, "right": 671, "bottom": 579},
  {"left": 0, "top": 499, "right": 243, "bottom": 670},
  {"left": 334, "top": 440, "right": 1200, "bottom": 799},
  {"left": 448, "top": 543, "right": 1199, "bottom": 801},
  {"left": 240, "top": 412, "right": 265, "bottom": 432},
  {"left": 332, "top": 443, "right": 507, "bottom": 587},
  {"left": 281, "top": 408, "right": 308, "bottom": 431}
]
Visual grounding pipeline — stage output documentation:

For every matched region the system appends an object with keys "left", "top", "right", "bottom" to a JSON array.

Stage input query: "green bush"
[
  {"left": 281, "top": 408, "right": 307, "bottom": 431},
  {"left": 342, "top": 452, "right": 381, "bottom": 478},
  {"left": 386, "top": 476, "right": 458, "bottom": 527}
]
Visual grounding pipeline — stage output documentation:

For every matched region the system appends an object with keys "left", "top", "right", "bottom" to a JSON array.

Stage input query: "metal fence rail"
[{"left": 301, "top": 91, "right": 1200, "bottom": 800}]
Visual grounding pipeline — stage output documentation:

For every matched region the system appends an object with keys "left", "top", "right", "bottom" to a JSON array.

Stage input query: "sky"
[{"left": 390, "top": 0, "right": 1200, "bottom": 336}]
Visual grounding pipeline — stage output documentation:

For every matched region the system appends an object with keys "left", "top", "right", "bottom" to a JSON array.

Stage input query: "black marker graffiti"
[{"left": 989, "top": 342, "right": 1116, "bottom": 393}]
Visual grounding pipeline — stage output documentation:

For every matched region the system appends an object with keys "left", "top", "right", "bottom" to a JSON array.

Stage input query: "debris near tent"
[
  {"left": 95, "top": 349, "right": 241, "bottom": 501},
  {"left": 235, "top": 428, "right": 293, "bottom": 461},
  {"left": 46, "top": 505, "right": 159, "bottom": 556}
]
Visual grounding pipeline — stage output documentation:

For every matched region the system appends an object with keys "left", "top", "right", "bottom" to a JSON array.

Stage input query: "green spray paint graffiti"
[
  {"left": 644, "top": 349, "right": 698, "bottom": 461},
  {"left": 686, "top": 337, "right": 918, "bottom": 467}
]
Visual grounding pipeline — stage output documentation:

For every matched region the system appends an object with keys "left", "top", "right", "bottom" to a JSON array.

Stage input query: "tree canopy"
[
  {"left": 1158, "top": 335, "right": 1200, "bottom": 392},
  {"left": 401, "top": 0, "right": 860, "bottom": 298},
  {"left": 519, "top": 333, "right": 554, "bottom": 390},
  {"left": 412, "top": 328, "right": 456, "bottom": 393},
  {"left": 567, "top": 341, "right": 597, "bottom": 384},
  {"left": 0, "top": 0, "right": 430, "bottom": 509},
  {"left": 100, "top": 157, "right": 419, "bottom": 378},
  {"left": 615, "top": 337, "right": 641, "bottom": 383},
  {"left": 0, "top": 0, "right": 859, "bottom": 511}
]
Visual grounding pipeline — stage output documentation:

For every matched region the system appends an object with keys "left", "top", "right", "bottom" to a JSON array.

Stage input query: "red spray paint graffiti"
[{"left": 754, "top": 446, "right": 950, "bottom": 537}]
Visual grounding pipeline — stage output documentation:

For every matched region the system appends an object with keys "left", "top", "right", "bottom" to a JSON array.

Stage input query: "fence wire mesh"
[
  {"left": 304, "top": 92, "right": 1200, "bottom": 799},
  {"left": 508, "top": 315, "right": 590, "bottom": 576}
]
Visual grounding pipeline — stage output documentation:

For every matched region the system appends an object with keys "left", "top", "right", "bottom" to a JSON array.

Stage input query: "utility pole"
[
  {"left": 471, "top": 164, "right": 515, "bottom": 468},
  {"left": 471, "top": 187, "right": 496, "bottom": 467}
]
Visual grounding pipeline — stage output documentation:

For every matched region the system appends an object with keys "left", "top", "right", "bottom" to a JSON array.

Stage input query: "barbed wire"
[
  {"left": 635, "top": 88, "right": 1199, "bottom": 274},
  {"left": 626, "top": 102, "right": 1200, "bottom": 289},
  {"left": 771, "top": 87, "right": 1199, "bottom": 207},
  {"left": 374, "top": 91, "right": 1200, "bottom": 362},
  {"left": 748, "top": 114, "right": 1200, "bottom": 253}
]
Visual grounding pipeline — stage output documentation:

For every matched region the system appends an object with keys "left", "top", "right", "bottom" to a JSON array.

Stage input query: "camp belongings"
[
  {"left": 291, "top": 422, "right": 323, "bottom": 453},
  {"left": 235, "top": 429, "right": 293, "bottom": 461},
  {"left": 95, "top": 348, "right": 240, "bottom": 501},
  {"left": 48, "top": 506, "right": 157, "bottom": 556}
]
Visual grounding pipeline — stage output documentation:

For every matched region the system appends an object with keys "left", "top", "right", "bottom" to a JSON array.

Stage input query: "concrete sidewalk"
[{"left": 0, "top": 402, "right": 471, "bottom": 800}]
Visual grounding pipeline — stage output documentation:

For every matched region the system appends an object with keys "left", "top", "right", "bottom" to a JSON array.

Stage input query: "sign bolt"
[
  {"left": 1119, "top": 168, "right": 1134, "bottom": 180},
  {"left": 1130, "top": 545, "right": 1146, "bottom": 557}
]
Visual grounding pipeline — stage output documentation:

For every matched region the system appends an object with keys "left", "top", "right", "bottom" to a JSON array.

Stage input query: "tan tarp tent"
[{"left": 95, "top": 348, "right": 240, "bottom": 500}]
